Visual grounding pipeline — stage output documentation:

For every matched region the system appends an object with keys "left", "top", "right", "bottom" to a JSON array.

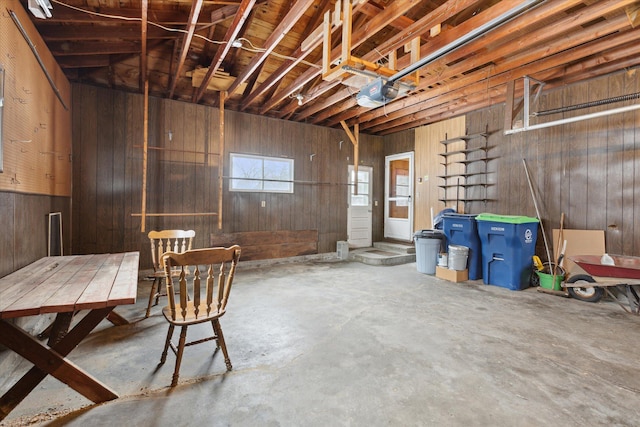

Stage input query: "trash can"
[
  {"left": 442, "top": 213, "right": 482, "bottom": 279},
  {"left": 476, "top": 213, "right": 539, "bottom": 290},
  {"left": 448, "top": 244, "right": 469, "bottom": 271},
  {"left": 414, "top": 230, "right": 446, "bottom": 275}
]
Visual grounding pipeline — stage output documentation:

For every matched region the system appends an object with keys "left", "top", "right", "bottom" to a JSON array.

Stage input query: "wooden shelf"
[
  {"left": 440, "top": 132, "right": 488, "bottom": 145},
  {"left": 439, "top": 128, "right": 492, "bottom": 207},
  {"left": 439, "top": 198, "right": 494, "bottom": 203},
  {"left": 438, "top": 183, "right": 494, "bottom": 189},
  {"left": 438, "top": 147, "right": 491, "bottom": 157},
  {"left": 437, "top": 171, "right": 490, "bottom": 179}
]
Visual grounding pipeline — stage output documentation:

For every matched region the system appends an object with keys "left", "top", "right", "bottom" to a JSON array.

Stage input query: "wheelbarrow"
[{"left": 565, "top": 255, "right": 640, "bottom": 315}]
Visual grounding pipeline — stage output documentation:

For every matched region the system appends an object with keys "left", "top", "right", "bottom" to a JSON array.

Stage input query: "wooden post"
[
  {"left": 341, "top": 0, "right": 351, "bottom": 68},
  {"left": 141, "top": 79, "right": 149, "bottom": 233},
  {"left": 340, "top": 120, "right": 359, "bottom": 195},
  {"left": 504, "top": 80, "right": 515, "bottom": 132},
  {"left": 140, "top": 0, "right": 149, "bottom": 233},
  {"left": 218, "top": 91, "right": 226, "bottom": 229}
]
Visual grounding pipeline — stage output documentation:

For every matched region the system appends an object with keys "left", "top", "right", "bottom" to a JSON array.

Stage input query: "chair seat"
[{"left": 162, "top": 302, "right": 226, "bottom": 326}]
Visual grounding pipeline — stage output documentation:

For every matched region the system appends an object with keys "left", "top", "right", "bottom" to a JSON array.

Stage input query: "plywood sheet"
[
  {"left": 414, "top": 116, "right": 465, "bottom": 230},
  {"left": 0, "top": 0, "right": 71, "bottom": 196},
  {"left": 552, "top": 229, "right": 605, "bottom": 275}
]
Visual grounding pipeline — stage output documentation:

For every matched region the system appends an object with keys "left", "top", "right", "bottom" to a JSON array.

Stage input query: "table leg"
[
  {"left": 0, "top": 307, "right": 119, "bottom": 421},
  {"left": 106, "top": 310, "right": 129, "bottom": 326}
]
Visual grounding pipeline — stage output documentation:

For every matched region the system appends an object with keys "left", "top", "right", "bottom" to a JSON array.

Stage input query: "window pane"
[
  {"left": 263, "top": 159, "right": 292, "bottom": 192},
  {"left": 231, "top": 155, "right": 263, "bottom": 190},
  {"left": 351, "top": 195, "right": 368, "bottom": 206},
  {"left": 230, "top": 153, "right": 293, "bottom": 193}
]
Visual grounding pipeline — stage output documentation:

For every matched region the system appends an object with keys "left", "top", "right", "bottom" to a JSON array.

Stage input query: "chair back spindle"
[
  {"left": 144, "top": 229, "right": 196, "bottom": 318},
  {"left": 162, "top": 246, "right": 241, "bottom": 322}
]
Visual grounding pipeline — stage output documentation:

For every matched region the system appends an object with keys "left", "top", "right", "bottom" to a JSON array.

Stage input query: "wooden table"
[{"left": 0, "top": 252, "right": 139, "bottom": 421}]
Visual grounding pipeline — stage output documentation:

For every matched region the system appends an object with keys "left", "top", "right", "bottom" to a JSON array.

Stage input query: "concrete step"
[
  {"left": 349, "top": 247, "right": 416, "bottom": 266},
  {"left": 373, "top": 241, "right": 415, "bottom": 254}
]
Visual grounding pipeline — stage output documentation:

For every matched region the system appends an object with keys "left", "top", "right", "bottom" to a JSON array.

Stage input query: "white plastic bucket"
[
  {"left": 438, "top": 253, "right": 448, "bottom": 267},
  {"left": 448, "top": 244, "right": 469, "bottom": 271}
]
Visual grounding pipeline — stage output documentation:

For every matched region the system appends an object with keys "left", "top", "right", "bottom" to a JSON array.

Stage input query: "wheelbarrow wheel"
[{"left": 566, "top": 274, "right": 604, "bottom": 303}]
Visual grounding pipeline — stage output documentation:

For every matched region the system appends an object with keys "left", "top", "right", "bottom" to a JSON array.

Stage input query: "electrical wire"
[{"left": 49, "top": 0, "right": 321, "bottom": 68}]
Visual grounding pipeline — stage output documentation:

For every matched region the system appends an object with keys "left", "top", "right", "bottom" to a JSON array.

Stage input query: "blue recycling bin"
[
  {"left": 442, "top": 213, "right": 482, "bottom": 280},
  {"left": 476, "top": 213, "right": 539, "bottom": 290}
]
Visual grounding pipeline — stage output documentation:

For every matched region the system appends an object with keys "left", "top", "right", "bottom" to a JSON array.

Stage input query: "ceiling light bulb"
[
  {"left": 231, "top": 40, "right": 243, "bottom": 48},
  {"left": 296, "top": 94, "right": 303, "bottom": 106}
]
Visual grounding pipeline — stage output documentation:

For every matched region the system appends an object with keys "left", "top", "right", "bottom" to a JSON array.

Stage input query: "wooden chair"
[
  {"left": 146, "top": 230, "right": 196, "bottom": 318},
  {"left": 159, "top": 245, "right": 241, "bottom": 387}
]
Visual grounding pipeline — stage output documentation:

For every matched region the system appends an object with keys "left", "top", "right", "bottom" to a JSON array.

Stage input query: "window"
[
  {"left": 350, "top": 169, "right": 370, "bottom": 206},
  {"left": 230, "top": 153, "right": 294, "bottom": 193}
]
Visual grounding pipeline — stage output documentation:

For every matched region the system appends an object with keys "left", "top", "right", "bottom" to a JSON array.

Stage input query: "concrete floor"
[{"left": 1, "top": 258, "right": 640, "bottom": 426}]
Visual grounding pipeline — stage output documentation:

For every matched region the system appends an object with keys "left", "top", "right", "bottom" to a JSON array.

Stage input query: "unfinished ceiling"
[{"left": 20, "top": 0, "right": 640, "bottom": 135}]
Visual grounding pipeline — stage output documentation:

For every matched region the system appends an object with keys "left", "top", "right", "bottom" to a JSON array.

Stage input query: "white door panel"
[{"left": 347, "top": 165, "right": 373, "bottom": 248}]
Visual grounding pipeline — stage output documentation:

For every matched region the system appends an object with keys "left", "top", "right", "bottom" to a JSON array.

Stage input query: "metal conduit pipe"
[{"left": 533, "top": 92, "right": 640, "bottom": 117}]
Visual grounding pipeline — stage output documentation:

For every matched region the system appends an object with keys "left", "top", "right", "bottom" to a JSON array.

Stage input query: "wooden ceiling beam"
[
  {"left": 297, "top": 0, "right": 581, "bottom": 124},
  {"left": 379, "top": 49, "right": 640, "bottom": 135},
  {"left": 351, "top": 5, "right": 635, "bottom": 130},
  {"left": 240, "top": 0, "right": 333, "bottom": 111},
  {"left": 194, "top": 0, "right": 256, "bottom": 102},
  {"left": 43, "top": 5, "right": 207, "bottom": 25},
  {"left": 320, "top": 0, "right": 630, "bottom": 128},
  {"left": 56, "top": 56, "right": 112, "bottom": 68},
  {"left": 366, "top": 30, "right": 640, "bottom": 134},
  {"left": 226, "top": 0, "right": 316, "bottom": 96},
  {"left": 47, "top": 41, "right": 141, "bottom": 56},
  {"left": 264, "top": 0, "right": 478, "bottom": 117},
  {"left": 259, "top": 0, "right": 423, "bottom": 114},
  {"left": 168, "top": 0, "right": 204, "bottom": 99},
  {"left": 37, "top": 24, "right": 171, "bottom": 40}
]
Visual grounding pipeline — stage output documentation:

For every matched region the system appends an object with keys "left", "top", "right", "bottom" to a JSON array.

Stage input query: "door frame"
[{"left": 384, "top": 151, "right": 414, "bottom": 241}]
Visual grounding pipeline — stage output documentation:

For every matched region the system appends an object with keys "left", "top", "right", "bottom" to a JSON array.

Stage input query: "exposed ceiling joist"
[{"left": 21, "top": 0, "right": 640, "bottom": 135}]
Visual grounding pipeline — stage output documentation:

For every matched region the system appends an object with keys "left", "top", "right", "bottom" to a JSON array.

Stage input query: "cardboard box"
[{"left": 436, "top": 266, "right": 468, "bottom": 282}]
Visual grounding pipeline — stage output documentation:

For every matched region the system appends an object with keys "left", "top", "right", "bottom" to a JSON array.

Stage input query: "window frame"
[{"left": 229, "top": 153, "right": 294, "bottom": 194}]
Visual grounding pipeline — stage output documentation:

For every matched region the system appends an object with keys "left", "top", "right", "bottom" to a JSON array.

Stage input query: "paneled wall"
[
  {"left": 0, "top": 0, "right": 71, "bottom": 196},
  {"left": 465, "top": 69, "right": 640, "bottom": 257},
  {"left": 414, "top": 117, "right": 466, "bottom": 230},
  {"left": 71, "top": 85, "right": 384, "bottom": 268},
  {"left": 0, "top": 192, "right": 70, "bottom": 277},
  {"left": 0, "top": 0, "right": 72, "bottom": 278}
]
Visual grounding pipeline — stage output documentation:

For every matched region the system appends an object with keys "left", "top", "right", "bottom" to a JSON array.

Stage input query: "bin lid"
[
  {"left": 413, "top": 229, "right": 445, "bottom": 239},
  {"left": 475, "top": 213, "right": 539, "bottom": 224},
  {"left": 442, "top": 213, "right": 478, "bottom": 220}
]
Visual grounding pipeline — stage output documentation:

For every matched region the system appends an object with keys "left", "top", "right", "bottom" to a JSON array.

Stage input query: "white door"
[
  {"left": 347, "top": 165, "right": 373, "bottom": 248},
  {"left": 384, "top": 152, "right": 414, "bottom": 241}
]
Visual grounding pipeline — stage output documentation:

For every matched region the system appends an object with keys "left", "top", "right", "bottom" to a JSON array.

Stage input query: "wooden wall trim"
[{"left": 211, "top": 230, "right": 318, "bottom": 261}]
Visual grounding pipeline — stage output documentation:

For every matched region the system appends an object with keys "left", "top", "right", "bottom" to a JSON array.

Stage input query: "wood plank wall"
[
  {"left": 414, "top": 117, "right": 466, "bottom": 230},
  {"left": 0, "top": 192, "right": 70, "bottom": 278},
  {"left": 71, "top": 84, "right": 384, "bottom": 268},
  {"left": 0, "top": 0, "right": 71, "bottom": 196},
  {"left": 465, "top": 69, "right": 640, "bottom": 258}
]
